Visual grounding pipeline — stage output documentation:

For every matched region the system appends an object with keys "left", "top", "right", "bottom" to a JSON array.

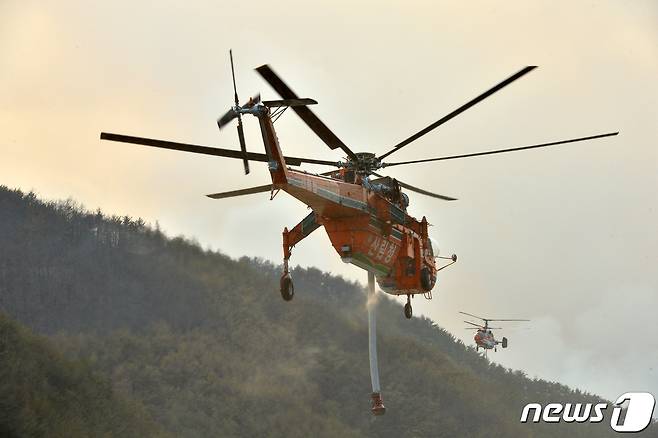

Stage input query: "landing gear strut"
[
  {"left": 404, "top": 295, "right": 412, "bottom": 319},
  {"left": 280, "top": 228, "right": 294, "bottom": 301},
  {"left": 278, "top": 214, "right": 321, "bottom": 302}
]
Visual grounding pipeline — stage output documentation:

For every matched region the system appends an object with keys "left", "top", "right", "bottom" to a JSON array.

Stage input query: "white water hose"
[{"left": 367, "top": 272, "right": 385, "bottom": 415}]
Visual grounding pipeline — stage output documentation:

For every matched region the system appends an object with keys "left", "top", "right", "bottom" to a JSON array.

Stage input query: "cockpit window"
[{"left": 428, "top": 237, "right": 440, "bottom": 257}]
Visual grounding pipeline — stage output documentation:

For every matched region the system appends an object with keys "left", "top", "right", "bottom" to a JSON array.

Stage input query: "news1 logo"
[{"left": 520, "top": 392, "right": 655, "bottom": 432}]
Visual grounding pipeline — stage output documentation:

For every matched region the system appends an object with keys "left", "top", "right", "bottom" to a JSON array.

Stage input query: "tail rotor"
[{"left": 217, "top": 49, "right": 256, "bottom": 175}]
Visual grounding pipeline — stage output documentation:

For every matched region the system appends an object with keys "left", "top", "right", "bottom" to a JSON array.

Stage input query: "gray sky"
[{"left": 2, "top": 0, "right": 657, "bottom": 401}]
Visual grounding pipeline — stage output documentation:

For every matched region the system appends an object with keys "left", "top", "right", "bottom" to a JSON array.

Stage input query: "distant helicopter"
[{"left": 460, "top": 311, "right": 529, "bottom": 353}]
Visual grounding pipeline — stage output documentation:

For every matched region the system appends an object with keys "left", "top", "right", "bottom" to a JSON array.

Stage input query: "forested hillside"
[
  {"left": 0, "top": 185, "right": 654, "bottom": 437},
  {"left": 0, "top": 313, "right": 165, "bottom": 437}
]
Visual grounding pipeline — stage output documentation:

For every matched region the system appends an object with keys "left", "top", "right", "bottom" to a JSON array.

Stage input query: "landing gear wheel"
[
  {"left": 280, "top": 274, "right": 294, "bottom": 301},
  {"left": 403, "top": 295, "right": 412, "bottom": 319},
  {"left": 404, "top": 302, "right": 412, "bottom": 319}
]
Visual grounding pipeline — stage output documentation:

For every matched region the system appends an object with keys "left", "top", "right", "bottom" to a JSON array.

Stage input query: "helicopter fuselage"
[
  {"left": 281, "top": 168, "right": 437, "bottom": 295},
  {"left": 473, "top": 328, "right": 510, "bottom": 351},
  {"left": 474, "top": 329, "right": 500, "bottom": 350}
]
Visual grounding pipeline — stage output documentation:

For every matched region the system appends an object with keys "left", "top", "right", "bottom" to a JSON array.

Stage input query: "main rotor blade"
[
  {"left": 397, "top": 179, "right": 458, "bottom": 201},
  {"left": 100, "top": 132, "right": 341, "bottom": 167},
  {"left": 464, "top": 320, "right": 484, "bottom": 328},
  {"left": 256, "top": 64, "right": 358, "bottom": 161},
  {"left": 206, "top": 184, "right": 271, "bottom": 199},
  {"left": 459, "top": 311, "right": 487, "bottom": 322},
  {"left": 378, "top": 66, "right": 537, "bottom": 161},
  {"left": 383, "top": 132, "right": 619, "bottom": 167},
  {"left": 487, "top": 319, "right": 530, "bottom": 322},
  {"left": 372, "top": 172, "right": 457, "bottom": 201}
]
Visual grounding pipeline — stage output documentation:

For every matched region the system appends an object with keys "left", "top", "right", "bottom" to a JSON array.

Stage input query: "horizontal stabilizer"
[
  {"left": 206, "top": 184, "right": 272, "bottom": 199},
  {"left": 262, "top": 98, "right": 318, "bottom": 108}
]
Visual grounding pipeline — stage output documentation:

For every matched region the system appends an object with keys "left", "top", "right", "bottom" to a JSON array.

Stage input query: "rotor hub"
[{"left": 346, "top": 152, "right": 381, "bottom": 174}]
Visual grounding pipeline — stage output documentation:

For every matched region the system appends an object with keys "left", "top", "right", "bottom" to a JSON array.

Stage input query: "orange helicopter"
[
  {"left": 100, "top": 52, "right": 617, "bottom": 319},
  {"left": 460, "top": 311, "right": 530, "bottom": 353}
]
